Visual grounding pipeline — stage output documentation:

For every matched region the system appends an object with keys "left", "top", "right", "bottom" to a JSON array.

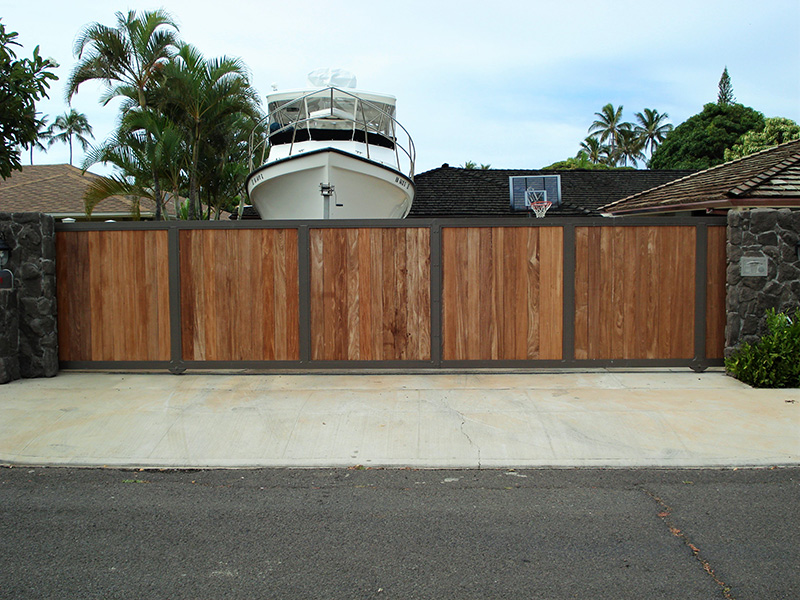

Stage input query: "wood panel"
[
  {"left": 309, "top": 227, "right": 431, "bottom": 361},
  {"left": 56, "top": 230, "right": 170, "bottom": 361},
  {"left": 574, "top": 225, "right": 696, "bottom": 359},
  {"left": 442, "top": 226, "right": 563, "bottom": 361},
  {"left": 180, "top": 228, "right": 299, "bottom": 361},
  {"left": 705, "top": 226, "right": 727, "bottom": 358}
]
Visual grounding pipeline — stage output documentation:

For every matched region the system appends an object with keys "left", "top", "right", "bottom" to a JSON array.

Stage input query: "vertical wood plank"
[
  {"left": 357, "top": 229, "right": 373, "bottom": 360},
  {"left": 346, "top": 228, "right": 361, "bottom": 360},
  {"left": 394, "top": 228, "right": 408, "bottom": 360},
  {"left": 525, "top": 228, "right": 540, "bottom": 359},
  {"left": 705, "top": 226, "right": 727, "bottom": 358},
  {"left": 539, "top": 227, "right": 563, "bottom": 359},
  {"left": 621, "top": 227, "right": 639, "bottom": 357},
  {"left": 284, "top": 229, "right": 300, "bottom": 361},
  {"left": 478, "top": 227, "right": 493, "bottom": 359},
  {"left": 490, "top": 227, "right": 504, "bottom": 360},
  {"left": 573, "top": 227, "right": 588, "bottom": 360},
  {"left": 310, "top": 229, "right": 325, "bottom": 360},
  {"left": 56, "top": 232, "right": 92, "bottom": 361}
]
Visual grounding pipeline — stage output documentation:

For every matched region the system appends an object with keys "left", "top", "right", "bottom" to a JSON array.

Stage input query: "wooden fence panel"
[
  {"left": 309, "top": 227, "right": 431, "bottom": 361},
  {"left": 442, "top": 226, "right": 563, "bottom": 361},
  {"left": 706, "top": 226, "right": 727, "bottom": 358},
  {"left": 574, "top": 225, "right": 696, "bottom": 359},
  {"left": 56, "top": 230, "right": 170, "bottom": 361},
  {"left": 55, "top": 219, "right": 726, "bottom": 369},
  {"left": 179, "top": 228, "right": 299, "bottom": 361}
]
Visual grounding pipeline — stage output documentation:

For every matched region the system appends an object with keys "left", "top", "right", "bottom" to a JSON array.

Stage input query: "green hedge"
[{"left": 725, "top": 308, "right": 800, "bottom": 388}]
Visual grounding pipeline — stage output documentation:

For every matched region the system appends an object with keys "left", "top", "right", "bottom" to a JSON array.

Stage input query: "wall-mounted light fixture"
[
  {"left": 796, "top": 241, "right": 800, "bottom": 261},
  {"left": 0, "top": 233, "right": 10, "bottom": 268}
]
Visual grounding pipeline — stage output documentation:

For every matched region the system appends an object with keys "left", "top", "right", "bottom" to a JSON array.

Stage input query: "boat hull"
[{"left": 246, "top": 148, "right": 414, "bottom": 220}]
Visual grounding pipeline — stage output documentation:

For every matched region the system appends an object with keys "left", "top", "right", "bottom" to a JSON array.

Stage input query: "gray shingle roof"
[
  {"left": 408, "top": 166, "right": 696, "bottom": 217},
  {"left": 603, "top": 139, "right": 800, "bottom": 215}
]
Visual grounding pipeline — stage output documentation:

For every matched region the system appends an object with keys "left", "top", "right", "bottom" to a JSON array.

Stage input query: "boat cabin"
[{"left": 266, "top": 88, "right": 399, "bottom": 149}]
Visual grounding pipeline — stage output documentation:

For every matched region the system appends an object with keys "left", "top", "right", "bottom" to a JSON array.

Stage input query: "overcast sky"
[{"left": 4, "top": 0, "right": 800, "bottom": 175}]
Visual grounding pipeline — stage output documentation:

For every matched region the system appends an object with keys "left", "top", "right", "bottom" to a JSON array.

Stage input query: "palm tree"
[
  {"left": 67, "top": 9, "right": 179, "bottom": 110},
  {"left": 588, "top": 103, "right": 627, "bottom": 158},
  {"left": 199, "top": 111, "right": 265, "bottom": 219},
  {"left": 158, "top": 43, "right": 261, "bottom": 219},
  {"left": 67, "top": 9, "right": 179, "bottom": 218},
  {"left": 633, "top": 108, "right": 673, "bottom": 158},
  {"left": 82, "top": 108, "right": 187, "bottom": 219},
  {"left": 25, "top": 114, "right": 50, "bottom": 165},
  {"left": 578, "top": 136, "right": 605, "bottom": 164},
  {"left": 81, "top": 135, "right": 153, "bottom": 219},
  {"left": 616, "top": 127, "right": 646, "bottom": 167},
  {"left": 47, "top": 109, "right": 94, "bottom": 165}
]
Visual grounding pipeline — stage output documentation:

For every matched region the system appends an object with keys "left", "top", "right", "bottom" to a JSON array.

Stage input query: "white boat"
[{"left": 246, "top": 70, "right": 416, "bottom": 219}]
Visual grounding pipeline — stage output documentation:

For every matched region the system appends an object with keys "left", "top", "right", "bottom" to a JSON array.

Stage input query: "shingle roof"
[
  {"left": 408, "top": 166, "right": 696, "bottom": 217},
  {"left": 0, "top": 164, "right": 155, "bottom": 218},
  {"left": 602, "top": 139, "right": 800, "bottom": 215}
]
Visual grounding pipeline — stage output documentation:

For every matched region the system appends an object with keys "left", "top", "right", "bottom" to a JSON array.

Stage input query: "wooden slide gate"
[{"left": 55, "top": 217, "right": 727, "bottom": 372}]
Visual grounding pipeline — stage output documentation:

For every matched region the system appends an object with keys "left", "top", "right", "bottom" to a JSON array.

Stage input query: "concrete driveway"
[{"left": 1, "top": 369, "right": 798, "bottom": 468}]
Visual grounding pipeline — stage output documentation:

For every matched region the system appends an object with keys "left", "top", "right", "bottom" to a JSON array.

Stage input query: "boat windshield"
[
  {"left": 249, "top": 86, "right": 416, "bottom": 177},
  {"left": 268, "top": 90, "right": 396, "bottom": 137}
]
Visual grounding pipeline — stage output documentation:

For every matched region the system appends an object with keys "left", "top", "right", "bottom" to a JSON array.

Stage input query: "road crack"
[{"left": 642, "top": 487, "right": 735, "bottom": 599}]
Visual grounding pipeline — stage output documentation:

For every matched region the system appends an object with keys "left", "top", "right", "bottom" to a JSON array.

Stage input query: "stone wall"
[
  {"left": 0, "top": 213, "right": 58, "bottom": 382},
  {"left": 726, "top": 208, "right": 800, "bottom": 354},
  {"left": 0, "top": 290, "right": 20, "bottom": 383}
]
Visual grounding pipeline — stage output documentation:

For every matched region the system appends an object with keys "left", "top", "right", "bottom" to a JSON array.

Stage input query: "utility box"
[{"left": 740, "top": 255, "right": 768, "bottom": 277}]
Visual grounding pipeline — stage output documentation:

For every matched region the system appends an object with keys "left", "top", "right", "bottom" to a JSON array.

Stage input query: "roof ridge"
[
  {"left": 728, "top": 153, "right": 800, "bottom": 197},
  {"left": 0, "top": 171, "right": 68, "bottom": 191}
]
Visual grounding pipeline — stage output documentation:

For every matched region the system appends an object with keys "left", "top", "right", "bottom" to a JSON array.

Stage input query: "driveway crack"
[
  {"left": 458, "top": 414, "right": 481, "bottom": 469},
  {"left": 434, "top": 394, "right": 481, "bottom": 468}
]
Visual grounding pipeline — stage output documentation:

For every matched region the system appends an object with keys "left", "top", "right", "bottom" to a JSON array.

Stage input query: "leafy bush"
[{"left": 725, "top": 308, "right": 800, "bottom": 388}]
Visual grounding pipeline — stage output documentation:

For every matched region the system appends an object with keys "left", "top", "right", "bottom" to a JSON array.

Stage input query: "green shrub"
[{"left": 725, "top": 308, "right": 800, "bottom": 388}]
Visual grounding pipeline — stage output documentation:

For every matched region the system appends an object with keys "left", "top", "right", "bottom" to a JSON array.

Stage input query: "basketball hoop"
[
  {"left": 525, "top": 186, "right": 552, "bottom": 218},
  {"left": 529, "top": 200, "right": 552, "bottom": 218}
]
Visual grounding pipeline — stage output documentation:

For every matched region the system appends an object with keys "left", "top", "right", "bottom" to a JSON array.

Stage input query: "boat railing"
[{"left": 248, "top": 87, "right": 416, "bottom": 178}]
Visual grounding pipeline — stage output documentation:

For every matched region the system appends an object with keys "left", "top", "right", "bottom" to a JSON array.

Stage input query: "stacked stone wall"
[
  {"left": 0, "top": 213, "right": 58, "bottom": 382},
  {"left": 726, "top": 208, "right": 800, "bottom": 354}
]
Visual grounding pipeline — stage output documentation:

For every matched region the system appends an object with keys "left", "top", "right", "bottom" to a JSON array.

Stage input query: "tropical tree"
[
  {"left": 158, "top": 43, "right": 261, "bottom": 219},
  {"left": 724, "top": 117, "right": 800, "bottom": 161},
  {"left": 82, "top": 107, "right": 187, "bottom": 218},
  {"left": 578, "top": 136, "right": 604, "bottom": 164},
  {"left": 650, "top": 102, "right": 764, "bottom": 170},
  {"left": 633, "top": 108, "right": 673, "bottom": 159},
  {"left": 81, "top": 135, "right": 153, "bottom": 219},
  {"left": 717, "top": 67, "right": 735, "bottom": 105},
  {"left": 23, "top": 114, "right": 50, "bottom": 164},
  {"left": 616, "top": 127, "right": 646, "bottom": 167},
  {"left": 67, "top": 9, "right": 179, "bottom": 218},
  {"left": 46, "top": 109, "right": 94, "bottom": 165},
  {"left": 588, "top": 103, "right": 626, "bottom": 157},
  {"left": 0, "top": 20, "right": 58, "bottom": 179},
  {"left": 461, "top": 161, "right": 491, "bottom": 170},
  {"left": 67, "top": 9, "right": 179, "bottom": 110},
  {"left": 196, "top": 111, "right": 267, "bottom": 218},
  {"left": 543, "top": 151, "right": 620, "bottom": 170}
]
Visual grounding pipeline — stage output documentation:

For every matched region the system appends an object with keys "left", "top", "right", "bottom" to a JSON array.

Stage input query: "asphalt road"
[{"left": 1, "top": 467, "right": 797, "bottom": 599}]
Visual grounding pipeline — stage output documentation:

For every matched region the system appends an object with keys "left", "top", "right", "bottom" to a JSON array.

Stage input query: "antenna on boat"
[{"left": 271, "top": 83, "right": 278, "bottom": 91}]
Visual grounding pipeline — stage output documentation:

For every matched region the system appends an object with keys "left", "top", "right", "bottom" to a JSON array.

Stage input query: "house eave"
[{"left": 605, "top": 196, "right": 800, "bottom": 216}]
